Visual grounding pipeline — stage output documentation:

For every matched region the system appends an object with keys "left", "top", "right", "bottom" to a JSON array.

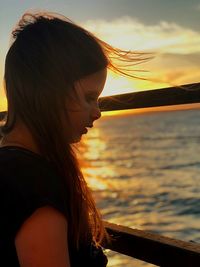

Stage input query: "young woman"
[{"left": 0, "top": 12, "right": 151, "bottom": 267}]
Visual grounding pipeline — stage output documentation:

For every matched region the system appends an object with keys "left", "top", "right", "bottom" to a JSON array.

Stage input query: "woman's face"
[{"left": 65, "top": 68, "right": 107, "bottom": 143}]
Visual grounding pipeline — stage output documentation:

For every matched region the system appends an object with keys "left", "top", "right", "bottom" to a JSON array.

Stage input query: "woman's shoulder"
[
  {"left": 0, "top": 145, "right": 63, "bottom": 195},
  {"left": 0, "top": 146, "right": 68, "bottom": 240},
  {"left": 0, "top": 145, "right": 52, "bottom": 169},
  {"left": 0, "top": 145, "right": 56, "bottom": 177}
]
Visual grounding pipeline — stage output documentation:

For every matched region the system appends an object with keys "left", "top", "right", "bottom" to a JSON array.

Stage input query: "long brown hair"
[{"left": 1, "top": 12, "right": 152, "bottom": 249}]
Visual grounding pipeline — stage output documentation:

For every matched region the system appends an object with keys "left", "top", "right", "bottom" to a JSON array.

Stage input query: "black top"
[{"left": 0, "top": 146, "right": 107, "bottom": 267}]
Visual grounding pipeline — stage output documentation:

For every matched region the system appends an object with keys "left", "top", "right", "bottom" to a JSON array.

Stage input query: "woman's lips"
[{"left": 82, "top": 125, "right": 93, "bottom": 134}]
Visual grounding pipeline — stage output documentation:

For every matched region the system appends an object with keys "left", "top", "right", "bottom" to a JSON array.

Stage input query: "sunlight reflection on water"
[{"left": 78, "top": 109, "right": 200, "bottom": 267}]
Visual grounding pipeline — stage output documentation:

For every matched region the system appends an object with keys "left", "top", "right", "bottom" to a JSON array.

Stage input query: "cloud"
[
  {"left": 81, "top": 16, "right": 200, "bottom": 90},
  {"left": 146, "top": 52, "right": 200, "bottom": 84},
  {"left": 197, "top": 4, "right": 200, "bottom": 10},
  {"left": 81, "top": 16, "right": 200, "bottom": 54}
]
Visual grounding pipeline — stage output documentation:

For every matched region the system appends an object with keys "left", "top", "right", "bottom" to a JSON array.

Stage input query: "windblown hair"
[{"left": 0, "top": 12, "right": 152, "bottom": 249}]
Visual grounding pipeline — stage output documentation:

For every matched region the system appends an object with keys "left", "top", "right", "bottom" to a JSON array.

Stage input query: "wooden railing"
[
  {"left": 1, "top": 81, "right": 200, "bottom": 266},
  {"left": 98, "top": 82, "right": 200, "bottom": 111},
  {"left": 104, "top": 221, "right": 200, "bottom": 266}
]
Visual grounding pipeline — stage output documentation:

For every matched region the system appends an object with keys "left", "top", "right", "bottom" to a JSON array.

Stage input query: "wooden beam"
[
  {"left": 104, "top": 221, "right": 200, "bottom": 267},
  {"left": 98, "top": 82, "right": 200, "bottom": 111}
]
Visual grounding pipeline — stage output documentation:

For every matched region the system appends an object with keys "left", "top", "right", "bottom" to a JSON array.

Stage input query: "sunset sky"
[{"left": 0, "top": 0, "right": 200, "bottom": 112}]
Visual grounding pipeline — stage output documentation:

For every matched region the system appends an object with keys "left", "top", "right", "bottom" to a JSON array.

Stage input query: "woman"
[{"left": 0, "top": 12, "right": 151, "bottom": 267}]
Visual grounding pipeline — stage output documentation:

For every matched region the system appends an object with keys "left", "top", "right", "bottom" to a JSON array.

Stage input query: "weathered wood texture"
[
  {"left": 104, "top": 221, "right": 200, "bottom": 267},
  {"left": 98, "top": 82, "right": 200, "bottom": 111}
]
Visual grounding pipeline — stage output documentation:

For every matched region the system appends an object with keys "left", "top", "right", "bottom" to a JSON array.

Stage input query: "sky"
[{"left": 0, "top": 0, "right": 200, "bottom": 111}]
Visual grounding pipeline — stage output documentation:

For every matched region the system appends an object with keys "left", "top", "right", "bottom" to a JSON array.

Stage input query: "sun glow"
[
  {"left": 83, "top": 17, "right": 200, "bottom": 100},
  {"left": 100, "top": 69, "right": 171, "bottom": 99}
]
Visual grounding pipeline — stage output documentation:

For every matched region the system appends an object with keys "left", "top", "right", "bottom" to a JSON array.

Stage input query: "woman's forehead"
[{"left": 80, "top": 68, "right": 107, "bottom": 92}]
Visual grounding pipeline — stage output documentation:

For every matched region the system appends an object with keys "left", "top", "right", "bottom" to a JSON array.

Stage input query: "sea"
[{"left": 79, "top": 108, "right": 200, "bottom": 267}]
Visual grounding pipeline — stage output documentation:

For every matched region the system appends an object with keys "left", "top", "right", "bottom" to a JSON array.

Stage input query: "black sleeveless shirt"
[{"left": 0, "top": 146, "right": 108, "bottom": 267}]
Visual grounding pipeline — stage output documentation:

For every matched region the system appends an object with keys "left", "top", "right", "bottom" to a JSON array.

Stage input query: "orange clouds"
[
  {"left": 82, "top": 17, "right": 200, "bottom": 54},
  {"left": 82, "top": 17, "right": 200, "bottom": 95}
]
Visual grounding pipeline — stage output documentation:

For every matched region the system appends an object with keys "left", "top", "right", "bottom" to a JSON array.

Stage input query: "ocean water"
[{"left": 79, "top": 108, "right": 200, "bottom": 267}]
